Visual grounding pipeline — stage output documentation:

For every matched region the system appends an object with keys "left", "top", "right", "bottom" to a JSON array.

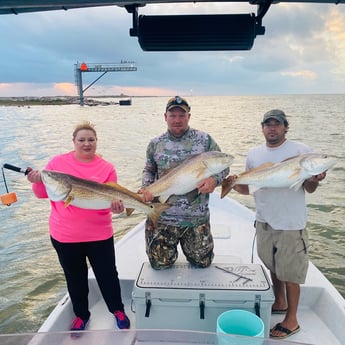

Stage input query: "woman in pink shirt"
[{"left": 27, "top": 121, "right": 130, "bottom": 332}]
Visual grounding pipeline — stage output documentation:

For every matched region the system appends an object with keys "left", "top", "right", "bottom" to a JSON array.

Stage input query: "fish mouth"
[{"left": 40, "top": 170, "right": 49, "bottom": 183}]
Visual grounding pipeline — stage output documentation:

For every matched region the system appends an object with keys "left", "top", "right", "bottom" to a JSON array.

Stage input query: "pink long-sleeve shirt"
[{"left": 32, "top": 151, "right": 117, "bottom": 243}]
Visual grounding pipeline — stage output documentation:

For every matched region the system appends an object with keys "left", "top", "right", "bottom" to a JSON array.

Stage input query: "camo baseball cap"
[
  {"left": 262, "top": 109, "right": 288, "bottom": 124},
  {"left": 166, "top": 96, "right": 191, "bottom": 112}
]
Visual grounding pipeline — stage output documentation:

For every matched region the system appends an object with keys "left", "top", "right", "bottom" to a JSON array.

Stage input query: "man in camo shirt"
[{"left": 140, "top": 96, "right": 229, "bottom": 270}]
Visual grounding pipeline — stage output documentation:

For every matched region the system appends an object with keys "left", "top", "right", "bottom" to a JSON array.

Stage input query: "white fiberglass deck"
[{"left": 38, "top": 194, "right": 345, "bottom": 345}]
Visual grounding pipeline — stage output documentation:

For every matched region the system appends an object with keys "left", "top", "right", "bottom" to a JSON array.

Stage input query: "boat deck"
[
  {"left": 38, "top": 271, "right": 344, "bottom": 345},
  {"left": 37, "top": 194, "right": 345, "bottom": 345}
]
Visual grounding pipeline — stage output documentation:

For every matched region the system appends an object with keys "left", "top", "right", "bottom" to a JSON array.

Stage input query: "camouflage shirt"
[{"left": 142, "top": 127, "right": 229, "bottom": 227}]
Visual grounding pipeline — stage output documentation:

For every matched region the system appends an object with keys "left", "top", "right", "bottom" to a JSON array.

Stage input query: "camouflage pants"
[{"left": 145, "top": 218, "right": 214, "bottom": 270}]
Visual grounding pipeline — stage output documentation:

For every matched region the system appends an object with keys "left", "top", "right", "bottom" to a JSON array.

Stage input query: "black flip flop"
[{"left": 270, "top": 322, "right": 300, "bottom": 339}]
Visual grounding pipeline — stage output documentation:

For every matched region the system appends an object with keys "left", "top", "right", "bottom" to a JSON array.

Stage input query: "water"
[{"left": 0, "top": 95, "right": 344, "bottom": 333}]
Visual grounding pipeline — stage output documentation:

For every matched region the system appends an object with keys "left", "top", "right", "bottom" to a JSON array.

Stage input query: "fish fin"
[
  {"left": 148, "top": 203, "right": 171, "bottom": 226},
  {"left": 126, "top": 208, "right": 135, "bottom": 216},
  {"left": 195, "top": 166, "right": 207, "bottom": 179},
  {"left": 157, "top": 191, "right": 177, "bottom": 203},
  {"left": 287, "top": 168, "right": 303, "bottom": 189},
  {"left": 290, "top": 179, "right": 305, "bottom": 191},
  {"left": 248, "top": 185, "right": 260, "bottom": 194},
  {"left": 158, "top": 195, "right": 170, "bottom": 203},
  {"left": 221, "top": 178, "right": 232, "bottom": 198},
  {"left": 64, "top": 195, "right": 73, "bottom": 207},
  {"left": 288, "top": 166, "right": 302, "bottom": 180},
  {"left": 202, "top": 161, "right": 217, "bottom": 175}
]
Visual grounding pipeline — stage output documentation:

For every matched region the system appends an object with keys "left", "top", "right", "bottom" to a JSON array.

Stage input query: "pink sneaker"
[
  {"left": 70, "top": 316, "right": 89, "bottom": 331},
  {"left": 114, "top": 310, "right": 130, "bottom": 329}
]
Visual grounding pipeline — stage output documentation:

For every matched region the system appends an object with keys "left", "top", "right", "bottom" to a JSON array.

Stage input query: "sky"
[{"left": 0, "top": 2, "right": 345, "bottom": 97}]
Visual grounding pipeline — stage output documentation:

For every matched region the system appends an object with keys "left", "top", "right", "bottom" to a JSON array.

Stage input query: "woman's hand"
[
  {"left": 110, "top": 200, "right": 124, "bottom": 214},
  {"left": 27, "top": 170, "right": 42, "bottom": 184}
]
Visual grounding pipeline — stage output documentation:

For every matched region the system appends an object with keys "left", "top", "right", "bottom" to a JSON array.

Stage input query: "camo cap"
[
  {"left": 262, "top": 109, "right": 288, "bottom": 124},
  {"left": 166, "top": 96, "right": 191, "bottom": 112}
]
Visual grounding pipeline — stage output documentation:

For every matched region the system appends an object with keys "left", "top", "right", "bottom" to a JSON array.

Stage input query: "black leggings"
[{"left": 51, "top": 236, "right": 124, "bottom": 320}]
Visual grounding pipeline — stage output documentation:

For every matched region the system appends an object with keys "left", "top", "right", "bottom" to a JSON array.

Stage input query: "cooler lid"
[{"left": 136, "top": 262, "right": 271, "bottom": 291}]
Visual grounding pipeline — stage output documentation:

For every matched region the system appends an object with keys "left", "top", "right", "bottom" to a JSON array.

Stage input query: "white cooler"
[{"left": 132, "top": 262, "right": 274, "bottom": 337}]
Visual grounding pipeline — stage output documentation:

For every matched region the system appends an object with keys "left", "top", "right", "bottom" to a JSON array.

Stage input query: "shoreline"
[
  {"left": 0, "top": 96, "right": 80, "bottom": 106},
  {"left": 0, "top": 95, "right": 139, "bottom": 106}
]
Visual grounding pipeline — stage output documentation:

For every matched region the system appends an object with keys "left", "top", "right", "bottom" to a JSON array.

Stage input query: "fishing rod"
[{"left": 1, "top": 163, "right": 32, "bottom": 206}]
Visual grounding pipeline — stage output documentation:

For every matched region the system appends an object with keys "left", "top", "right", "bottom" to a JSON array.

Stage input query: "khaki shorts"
[{"left": 256, "top": 221, "right": 309, "bottom": 284}]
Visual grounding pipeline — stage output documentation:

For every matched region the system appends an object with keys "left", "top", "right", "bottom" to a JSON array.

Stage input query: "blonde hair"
[{"left": 72, "top": 121, "right": 97, "bottom": 140}]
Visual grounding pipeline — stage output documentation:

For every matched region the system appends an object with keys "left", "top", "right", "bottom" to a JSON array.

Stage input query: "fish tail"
[
  {"left": 221, "top": 178, "right": 233, "bottom": 199},
  {"left": 148, "top": 202, "right": 171, "bottom": 225},
  {"left": 126, "top": 208, "right": 135, "bottom": 216}
]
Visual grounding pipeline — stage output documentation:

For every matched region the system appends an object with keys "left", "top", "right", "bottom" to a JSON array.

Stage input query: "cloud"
[
  {"left": 0, "top": 82, "right": 76, "bottom": 97},
  {"left": 0, "top": 82, "right": 177, "bottom": 97},
  {"left": 322, "top": 8, "right": 345, "bottom": 76},
  {"left": 54, "top": 83, "right": 77, "bottom": 95},
  {"left": 281, "top": 70, "right": 317, "bottom": 80}
]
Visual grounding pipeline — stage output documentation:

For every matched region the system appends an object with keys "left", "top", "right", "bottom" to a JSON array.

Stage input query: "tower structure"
[{"left": 74, "top": 61, "right": 137, "bottom": 106}]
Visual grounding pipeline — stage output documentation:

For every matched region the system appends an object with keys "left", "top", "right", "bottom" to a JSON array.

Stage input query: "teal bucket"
[{"left": 217, "top": 310, "right": 264, "bottom": 345}]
